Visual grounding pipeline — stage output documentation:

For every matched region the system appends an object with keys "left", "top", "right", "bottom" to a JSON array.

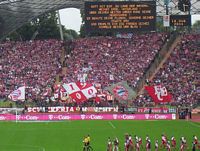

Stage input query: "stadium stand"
[
  {"left": 1, "top": 33, "right": 199, "bottom": 108},
  {"left": 0, "top": 39, "right": 63, "bottom": 101},
  {"left": 136, "top": 34, "right": 200, "bottom": 107},
  {"left": 0, "top": 32, "right": 170, "bottom": 106},
  {"left": 62, "top": 33, "right": 169, "bottom": 89}
]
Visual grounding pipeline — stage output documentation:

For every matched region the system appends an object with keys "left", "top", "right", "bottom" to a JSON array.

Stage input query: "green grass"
[{"left": 0, "top": 120, "right": 199, "bottom": 151}]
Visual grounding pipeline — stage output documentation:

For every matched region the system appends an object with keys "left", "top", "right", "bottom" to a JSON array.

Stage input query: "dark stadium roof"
[{"left": 0, "top": 0, "right": 200, "bottom": 39}]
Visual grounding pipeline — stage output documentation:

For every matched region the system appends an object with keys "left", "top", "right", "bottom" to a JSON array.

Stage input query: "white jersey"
[{"left": 155, "top": 142, "right": 159, "bottom": 148}]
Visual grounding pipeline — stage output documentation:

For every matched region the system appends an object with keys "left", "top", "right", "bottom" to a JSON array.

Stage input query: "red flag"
[
  {"left": 145, "top": 85, "right": 172, "bottom": 103},
  {"left": 70, "top": 91, "right": 87, "bottom": 103}
]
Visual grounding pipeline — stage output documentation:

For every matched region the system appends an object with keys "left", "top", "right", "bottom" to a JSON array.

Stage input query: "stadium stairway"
[
  {"left": 55, "top": 43, "right": 69, "bottom": 84},
  {"left": 135, "top": 33, "right": 182, "bottom": 96}
]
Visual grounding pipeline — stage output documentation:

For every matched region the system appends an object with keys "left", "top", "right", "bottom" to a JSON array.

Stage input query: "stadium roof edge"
[{"left": 0, "top": 0, "right": 199, "bottom": 40}]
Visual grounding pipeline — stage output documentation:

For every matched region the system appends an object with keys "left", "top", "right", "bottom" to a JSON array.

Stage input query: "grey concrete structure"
[{"left": 0, "top": 0, "right": 199, "bottom": 39}]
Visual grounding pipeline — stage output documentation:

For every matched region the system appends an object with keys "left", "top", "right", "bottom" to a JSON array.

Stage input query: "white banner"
[
  {"left": 163, "top": 15, "right": 170, "bottom": 27},
  {"left": 8, "top": 86, "right": 25, "bottom": 101}
]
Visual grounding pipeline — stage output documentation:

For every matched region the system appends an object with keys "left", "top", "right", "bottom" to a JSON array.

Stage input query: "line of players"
[{"left": 107, "top": 134, "right": 199, "bottom": 151}]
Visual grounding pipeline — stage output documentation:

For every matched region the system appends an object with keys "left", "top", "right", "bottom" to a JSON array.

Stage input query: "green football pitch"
[{"left": 0, "top": 120, "right": 199, "bottom": 151}]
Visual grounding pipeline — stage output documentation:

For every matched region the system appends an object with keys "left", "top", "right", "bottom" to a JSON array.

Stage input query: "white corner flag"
[{"left": 8, "top": 86, "right": 25, "bottom": 101}]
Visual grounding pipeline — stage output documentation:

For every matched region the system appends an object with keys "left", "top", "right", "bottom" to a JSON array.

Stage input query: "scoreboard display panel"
[
  {"left": 170, "top": 15, "right": 191, "bottom": 26},
  {"left": 85, "top": 1, "right": 156, "bottom": 32}
]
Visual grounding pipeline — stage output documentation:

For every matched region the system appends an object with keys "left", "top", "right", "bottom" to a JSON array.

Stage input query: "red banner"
[{"left": 145, "top": 85, "right": 172, "bottom": 103}]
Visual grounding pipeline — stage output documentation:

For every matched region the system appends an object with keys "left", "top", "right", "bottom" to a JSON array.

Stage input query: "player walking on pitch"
[
  {"left": 113, "top": 137, "right": 119, "bottom": 151},
  {"left": 107, "top": 137, "right": 112, "bottom": 151},
  {"left": 155, "top": 140, "right": 159, "bottom": 151}
]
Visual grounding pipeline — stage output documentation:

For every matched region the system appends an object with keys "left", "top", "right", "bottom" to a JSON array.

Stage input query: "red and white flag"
[
  {"left": 8, "top": 86, "right": 25, "bottom": 101},
  {"left": 145, "top": 85, "right": 172, "bottom": 103},
  {"left": 62, "top": 82, "right": 97, "bottom": 103}
]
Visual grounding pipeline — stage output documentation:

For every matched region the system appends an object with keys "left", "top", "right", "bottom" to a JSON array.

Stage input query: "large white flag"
[{"left": 8, "top": 86, "right": 25, "bottom": 101}]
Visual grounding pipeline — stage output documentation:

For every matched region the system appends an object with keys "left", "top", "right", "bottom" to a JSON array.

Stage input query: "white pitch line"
[
  {"left": 108, "top": 121, "right": 116, "bottom": 129},
  {"left": 188, "top": 121, "right": 200, "bottom": 128},
  {"left": 0, "top": 144, "right": 45, "bottom": 151}
]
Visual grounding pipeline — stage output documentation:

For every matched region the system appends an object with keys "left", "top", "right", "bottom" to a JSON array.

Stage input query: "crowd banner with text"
[
  {"left": 27, "top": 106, "right": 119, "bottom": 113},
  {"left": 145, "top": 85, "right": 172, "bottom": 103},
  {"left": 137, "top": 107, "right": 176, "bottom": 113},
  {"left": 26, "top": 106, "right": 176, "bottom": 113},
  {"left": 0, "top": 113, "right": 176, "bottom": 121},
  {"left": 85, "top": 1, "right": 156, "bottom": 32},
  {"left": 106, "top": 81, "right": 136, "bottom": 101}
]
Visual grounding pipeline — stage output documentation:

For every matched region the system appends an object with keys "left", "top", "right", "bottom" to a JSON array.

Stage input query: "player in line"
[
  {"left": 106, "top": 137, "right": 119, "bottom": 151},
  {"left": 113, "top": 137, "right": 119, "bottom": 151},
  {"left": 107, "top": 137, "right": 112, "bottom": 151},
  {"left": 171, "top": 136, "right": 176, "bottom": 150},
  {"left": 155, "top": 140, "right": 159, "bottom": 151},
  {"left": 146, "top": 138, "right": 151, "bottom": 151},
  {"left": 180, "top": 136, "right": 187, "bottom": 151},
  {"left": 192, "top": 135, "right": 199, "bottom": 151},
  {"left": 160, "top": 134, "right": 168, "bottom": 149},
  {"left": 124, "top": 133, "right": 134, "bottom": 151}
]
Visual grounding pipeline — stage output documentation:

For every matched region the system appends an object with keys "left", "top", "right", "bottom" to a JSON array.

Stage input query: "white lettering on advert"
[
  {"left": 155, "top": 114, "right": 167, "bottom": 119},
  {"left": 58, "top": 115, "right": 71, "bottom": 120},
  {"left": 90, "top": 115, "right": 103, "bottom": 120},
  {"left": 122, "top": 114, "right": 135, "bottom": 120},
  {"left": 25, "top": 115, "right": 38, "bottom": 120}
]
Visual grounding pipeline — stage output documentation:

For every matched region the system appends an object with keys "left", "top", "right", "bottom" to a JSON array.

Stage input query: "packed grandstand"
[
  {"left": 0, "top": 32, "right": 199, "bottom": 109},
  {"left": 0, "top": 0, "right": 200, "bottom": 150}
]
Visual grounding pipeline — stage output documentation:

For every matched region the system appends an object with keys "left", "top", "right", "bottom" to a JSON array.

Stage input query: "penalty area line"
[{"left": 108, "top": 121, "right": 116, "bottom": 129}]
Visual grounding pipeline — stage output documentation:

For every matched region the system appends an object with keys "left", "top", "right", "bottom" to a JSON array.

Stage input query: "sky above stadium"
[{"left": 59, "top": 8, "right": 200, "bottom": 33}]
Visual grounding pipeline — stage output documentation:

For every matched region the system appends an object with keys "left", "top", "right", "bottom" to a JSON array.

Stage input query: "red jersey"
[
  {"left": 194, "top": 136, "right": 198, "bottom": 145},
  {"left": 162, "top": 136, "right": 167, "bottom": 144},
  {"left": 171, "top": 138, "right": 176, "bottom": 147},
  {"left": 139, "top": 138, "right": 142, "bottom": 145}
]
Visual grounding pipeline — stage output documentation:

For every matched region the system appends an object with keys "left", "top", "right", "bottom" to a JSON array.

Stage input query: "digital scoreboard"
[
  {"left": 170, "top": 15, "right": 191, "bottom": 26},
  {"left": 85, "top": 1, "right": 156, "bottom": 33}
]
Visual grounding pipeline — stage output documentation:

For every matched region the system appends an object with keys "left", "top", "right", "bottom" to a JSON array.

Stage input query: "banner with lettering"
[
  {"left": 0, "top": 113, "right": 176, "bottom": 121},
  {"left": 145, "top": 85, "right": 172, "bottom": 103}
]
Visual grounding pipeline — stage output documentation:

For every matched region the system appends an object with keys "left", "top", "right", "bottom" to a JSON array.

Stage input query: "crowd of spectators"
[
  {"left": 136, "top": 34, "right": 200, "bottom": 107},
  {"left": 62, "top": 33, "right": 168, "bottom": 89},
  {"left": 0, "top": 33, "right": 170, "bottom": 106},
  {"left": 1, "top": 33, "right": 198, "bottom": 108},
  {"left": 0, "top": 40, "right": 63, "bottom": 101}
]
